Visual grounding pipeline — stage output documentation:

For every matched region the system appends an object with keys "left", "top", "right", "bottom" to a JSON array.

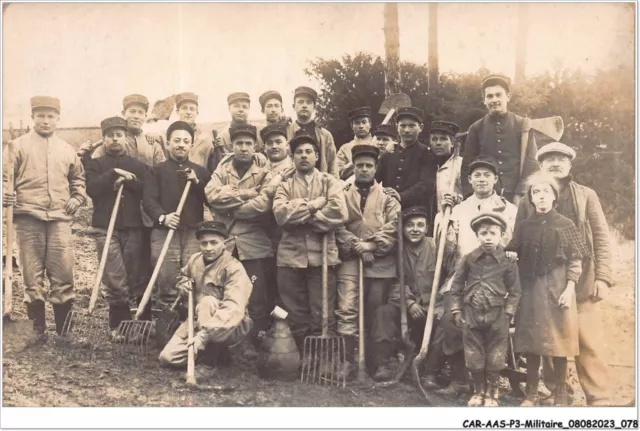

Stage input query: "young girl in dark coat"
[{"left": 506, "top": 172, "right": 589, "bottom": 406}]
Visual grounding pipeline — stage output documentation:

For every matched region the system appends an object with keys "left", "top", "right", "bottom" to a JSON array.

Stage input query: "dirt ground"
[{"left": 2, "top": 208, "right": 636, "bottom": 407}]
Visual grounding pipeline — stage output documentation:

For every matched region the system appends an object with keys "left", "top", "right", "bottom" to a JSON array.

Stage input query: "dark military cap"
[
  {"left": 227, "top": 92, "right": 251, "bottom": 105},
  {"left": 259, "top": 90, "right": 283, "bottom": 108},
  {"left": 31, "top": 96, "right": 60, "bottom": 113},
  {"left": 260, "top": 123, "right": 288, "bottom": 142},
  {"left": 469, "top": 155, "right": 499, "bottom": 175},
  {"left": 293, "top": 86, "right": 317, "bottom": 102},
  {"left": 289, "top": 130, "right": 319, "bottom": 152},
  {"left": 166, "top": 120, "right": 195, "bottom": 142},
  {"left": 470, "top": 211, "right": 507, "bottom": 233},
  {"left": 348, "top": 107, "right": 371, "bottom": 121},
  {"left": 123, "top": 94, "right": 149, "bottom": 111},
  {"left": 481, "top": 74, "right": 511, "bottom": 93},
  {"left": 195, "top": 220, "right": 228, "bottom": 239},
  {"left": 175, "top": 92, "right": 198, "bottom": 107},
  {"left": 402, "top": 206, "right": 429, "bottom": 222},
  {"left": 396, "top": 106, "right": 424, "bottom": 124},
  {"left": 373, "top": 124, "right": 399, "bottom": 140},
  {"left": 430, "top": 120, "right": 460, "bottom": 137},
  {"left": 230, "top": 123, "right": 258, "bottom": 141},
  {"left": 100, "top": 116, "right": 127, "bottom": 135},
  {"left": 351, "top": 144, "right": 380, "bottom": 162}
]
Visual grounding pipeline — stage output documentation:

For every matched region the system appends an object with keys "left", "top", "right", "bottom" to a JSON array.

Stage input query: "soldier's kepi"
[
  {"left": 256, "top": 90, "right": 286, "bottom": 153},
  {"left": 174, "top": 92, "right": 216, "bottom": 172},
  {"left": 337, "top": 107, "right": 373, "bottom": 181},
  {"left": 261, "top": 122, "right": 294, "bottom": 176}
]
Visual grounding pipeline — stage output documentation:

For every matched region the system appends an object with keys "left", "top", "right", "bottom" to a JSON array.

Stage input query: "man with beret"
[
  {"left": 205, "top": 123, "right": 277, "bottom": 359},
  {"left": 2, "top": 96, "right": 86, "bottom": 342},
  {"left": 158, "top": 220, "right": 253, "bottom": 375},
  {"left": 286, "top": 86, "right": 339, "bottom": 177},
  {"left": 336, "top": 107, "right": 374, "bottom": 181},
  {"left": 172, "top": 92, "right": 216, "bottom": 173},
  {"left": 461, "top": 74, "right": 539, "bottom": 205},
  {"left": 515, "top": 142, "right": 613, "bottom": 406},
  {"left": 256, "top": 90, "right": 290, "bottom": 152},
  {"left": 429, "top": 120, "right": 463, "bottom": 214},
  {"left": 371, "top": 124, "right": 399, "bottom": 155},
  {"left": 335, "top": 144, "right": 400, "bottom": 379},
  {"left": 273, "top": 131, "right": 348, "bottom": 362},
  {"left": 375, "top": 107, "right": 439, "bottom": 218},
  {"left": 143, "top": 121, "right": 211, "bottom": 312},
  {"left": 85, "top": 117, "right": 149, "bottom": 337}
]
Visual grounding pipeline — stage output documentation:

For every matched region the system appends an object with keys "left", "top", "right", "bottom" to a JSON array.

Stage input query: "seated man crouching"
[{"left": 159, "top": 220, "right": 253, "bottom": 376}]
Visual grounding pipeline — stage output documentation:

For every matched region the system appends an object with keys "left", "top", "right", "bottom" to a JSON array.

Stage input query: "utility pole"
[
  {"left": 383, "top": 3, "right": 401, "bottom": 97},
  {"left": 515, "top": 3, "right": 529, "bottom": 84},
  {"left": 428, "top": 3, "right": 439, "bottom": 93}
]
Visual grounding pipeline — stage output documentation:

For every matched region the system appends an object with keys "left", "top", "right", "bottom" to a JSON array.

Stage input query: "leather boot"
[
  {"left": 52, "top": 301, "right": 73, "bottom": 336},
  {"left": 372, "top": 340, "right": 394, "bottom": 381},
  {"left": 26, "top": 300, "right": 47, "bottom": 345},
  {"left": 467, "top": 371, "right": 485, "bottom": 407},
  {"left": 484, "top": 372, "right": 501, "bottom": 407},
  {"left": 436, "top": 352, "right": 470, "bottom": 397},
  {"left": 108, "top": 304, "right": 132, "bottom": 342},
  {"left": 554, "top": 381, "right": 569, "bottom": 406},
  {"left": 136, "top": 296, "right": 152, "bottom": 321},
  {"left": 521, "top": 365, "right": 540, "bottom": 406}
]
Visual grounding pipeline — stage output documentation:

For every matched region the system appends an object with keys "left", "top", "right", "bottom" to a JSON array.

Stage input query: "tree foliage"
[{"left": 305, "top": 53, "right": 635, "bottom": 237}]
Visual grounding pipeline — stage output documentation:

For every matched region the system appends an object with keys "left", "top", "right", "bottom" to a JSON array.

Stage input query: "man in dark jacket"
[
  {"left": 85, "top": 117, "right": 149, "bottom": 335},
  {"left": 143, "top": 121, "right": 211, "bottom": 311}
]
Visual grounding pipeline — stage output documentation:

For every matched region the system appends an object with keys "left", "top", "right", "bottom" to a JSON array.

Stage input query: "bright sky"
[{"left": 2, "top": 2, "right": 635, "bottom": 127}]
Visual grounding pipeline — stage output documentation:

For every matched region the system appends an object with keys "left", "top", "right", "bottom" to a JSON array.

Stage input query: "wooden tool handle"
[
  {"left": 3, "top": 140, "right": 15, "bottom": 318},
  {"left": 136, "top": 181, "right": 192, "bottom": 319},
  {"left": 186, "top": 289, "right": 196, "bottom": 385},
  {"left": 381, "top": 108, "right": 396, "bottom": 125},
  {"left": 319, "top": 130, "right": 329, "bottom": 338},
  {"left": 397, "top": 211, "right": 408, "bottom": 342},
  {"left": 88, "top": 184, "right": 124, "bottom": 314},
  {"left": 357, "top": 258, "right": 366, "bottom": 382}
]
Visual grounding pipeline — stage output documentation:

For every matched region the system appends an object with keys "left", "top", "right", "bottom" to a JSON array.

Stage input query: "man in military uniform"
[
  {"left": 371, "top": 124, "right": 399, "bottom": 155},
  {"left": 286, "top": 86, "right": 339, "bottom": 177},
  {"left": 461, "top": 74, "right": 539, "bottom": 205},
  {"left": 173, "top": 92, "right": 217, "bottom": 173},
  {"left": 261, "top": 123, "right": 294, "bottom": 177},
  {"left": 216, "top": 92, "right": 253, "bottom": 153},
  {"left": 256, "top": 90, "right": 289, "bottom": 152},
  {"left": 429, "top": 120, "right": 463, "bottom": 214},
  {"left": 336, "top": 107, "right": 373, "bottom": 181}
]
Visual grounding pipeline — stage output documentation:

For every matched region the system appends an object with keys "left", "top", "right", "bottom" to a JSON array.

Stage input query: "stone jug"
[{"left": 257, "top": 306, "right": 300, "bottom": 381}]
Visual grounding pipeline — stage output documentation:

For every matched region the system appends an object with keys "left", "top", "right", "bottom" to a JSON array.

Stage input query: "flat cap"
[
  {"left": 100, "top": 116, "right": 127, "bottom": 134},
  {"left": 195, "top": 220, "right": 228, "bottom": 239},
  {"left": 469, "top": 155, "right": 499, "bottom": 175},
  {"left": 351, "top": 144, "right": 380, "bottom": 162},
  {"left": 293, "top": 86, "right": 317, "bottom": 102},
  {"left": 470, "top": 211, "right": 507, "bottom": 232},
  {"left": 289, "top": 130, "right": 319, "bottom": 152},
  {"left": 402, "top": 206, "right": 429, "bottom": 222},
  {"left": 396, "top": 106, "right": 424, "bottom": 124},
  {"left": 536, "top": 142, "right": 576, "bottom": 162},
  {"left": 31, "top": 96, "right": 60, "bottom": 113},
  {"left": 259, "top": 90, "right": 283, "bottom": 108},
  {"left": 430, "top": 120, "right": 460, "bottom": 136},
  {"left": 373, "top": 124, "right": 399, "bottom": 140},
  {"left": 123, "top": 94, "right": 149, "bottom": 111},
  {"left": 260, "top": 123, "right": 288, "bottom": 142},
  {"left": 175, "top": 92, "right": 198, "bottom": 107},
  {"left": 166, "top": 120, "right": 195, "bottom": 142},
  {"left": 348, "top": 107, "right": 371, "bottom": 121},
  {"left": 482, "top": 74, "right": 511, "bottom": 92},
  {"left": 227, "top": 92, "right": 251, "bottom": 105},
  {"left": 230, "top": 123, "right": 258, "bottom": 141}
]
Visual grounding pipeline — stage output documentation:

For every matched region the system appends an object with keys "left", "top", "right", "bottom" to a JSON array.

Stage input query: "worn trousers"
[
  {"left": 462, "top": 305, "right": 509, "bottom": 372},
  {"left": 277, "top": 265, "right": 337, "bottom": 341},
  {"left": 93, "top": 227, "right": 144, "bottom": 306},
  {"left": 336, "top": 272, "right": 394, "bottom": 337},
  {"left": 239, "top": 257, "right": 277, "bottom": 337},
  {"left": 150, "top": 227, "right": 199, "bottom": 308},
  {"left": 158, "top": 295, "right": 253, "bottom": 367},
  {"left": 14, "top": 215, "right": 75, "bottom": 305}
]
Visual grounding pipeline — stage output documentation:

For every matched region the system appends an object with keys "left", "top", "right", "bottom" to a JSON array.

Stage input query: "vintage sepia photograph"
[{"left": 1, "top": 1, "right": 637, "bottom": 426}]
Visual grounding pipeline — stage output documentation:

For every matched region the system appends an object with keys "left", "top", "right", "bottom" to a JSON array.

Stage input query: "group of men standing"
[{"left": 2, "top": 73, "right": 614, "bottom": 406}]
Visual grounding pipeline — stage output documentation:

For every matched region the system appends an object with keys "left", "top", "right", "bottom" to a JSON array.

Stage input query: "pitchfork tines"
[{"left": 300, "top": 335, "right": 346, "bottom": 388}]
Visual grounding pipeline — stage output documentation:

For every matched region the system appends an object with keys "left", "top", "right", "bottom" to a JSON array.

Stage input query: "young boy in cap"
[
  {"left": 450, "top": 212, "right": 521, "bottom": 407},
  {"left": 336, "top": 107, "right": 373, "bottom": 181},
  {"left": 256, "top": 90, "right": 290, "bottom": 152},
  {"left": 143, "top": 121, "right": 211, "bottom": 312},
  {"left": 273, "top": 131, "right": 348, "bottom": 360},
  {"left": 3, "top": 96, "right": 86, "bottom": 342},
  {"left": 429, "top": 120, "right": 463, "bottom": 213},
  {"left": 286, "top": 86, "right": 339, "bottom": 177},
  {"left": 85, "top": 117, "right": 149, "bottom": 336},
  {"left": 461, "top": 74, "right": 539, "bottom": 205},
  {"left": 158, "top": 220, "right": 253, "bottom": 375},
  {"left": 371, "top": 124, "right": 399, "bottom": 155},
  {"left": 205, "top": 123, "right": 277, "bottom": 359},
  {"left": 335, "top": 144, "right": 400, "bottom": 379},
  {"left": 172, "top": 92, "right": 216, "bottom": 173}
]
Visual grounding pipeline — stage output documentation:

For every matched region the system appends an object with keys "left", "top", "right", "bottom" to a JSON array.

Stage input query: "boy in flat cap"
[
  {"left": 205, "top": 123, "right": 277, "bottom": 359},
  {"left": 285, "top": 86, "right": 339, "bottom": 177},
  {"left": 256, "top": 90, "right": 290, "bottom": 152},
  {"left": 371, "top": 124, "right": 399, "bottom": 155},
  {"left": 450, "top": 212, "right": 521, "bottom": 407},
  {"left": 273, "top": 131, "right": 348, "bottom": 362},
  {"left": 143, "top": 121, "right": 211, "bottom": 314},
  {"left": 429, "top": 120, "right": 463, "bottom": 213},
  {"left": 3, "top": 96, "right": 86, "bottom": 342},
  {"left": 337, "top": 107, "right": 374, "bottom": 181},
  {"left": 461, "top": 74, "right": 539, "bottom": 205},
  {"left": 334, "top": 144, "right": 400, "bottom": 379},
  {"left": 515, "top": 142, "right": 613, "bottom": 406},
  {"left": 173, "top": 92, "right": 217, "bottom": 173},
  {"left": 85, "top": 117, "right": 149, "bottom": 336},
  {"left": 159, "top": 220, "right": 253, "bottom": 376}
]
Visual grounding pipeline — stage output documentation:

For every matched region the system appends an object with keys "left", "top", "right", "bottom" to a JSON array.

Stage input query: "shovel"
[
  {"left": 378, "top": 92, "right": 412, "bottom": 125},
  {"left": 114, "top": 181, "right": 192, "bottom": 360}
]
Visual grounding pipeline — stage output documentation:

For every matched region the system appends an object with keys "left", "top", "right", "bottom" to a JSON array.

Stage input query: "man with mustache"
[
  {"left": 256, "top": 90, "right": 289, "bottom": 153},
  {"left": 461, "top": 74, "right": 539, "bottom": 205},
  {"left": 2, "top": 96, "right": 86, "bottom": 343},
  {"left": 337, "top": 107, "right": 373, "bottom": 181},
  {"left": 261, "top": 123, "right": 294, "bottom": 177}
]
